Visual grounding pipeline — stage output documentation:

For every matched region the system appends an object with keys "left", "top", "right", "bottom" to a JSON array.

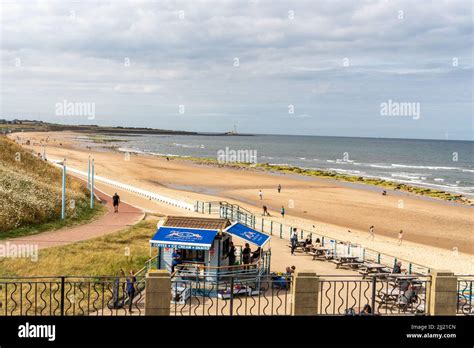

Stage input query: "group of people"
[
  {"left": 290, "top": 227, "right": 322, "bottom": 255},
  {"left": 226, "top": 242, "right": 262, "bottom": 267},
  {"left": 368, "top": 226, "right": 404, "bottom": 245},
  {"left": 259, "top": 185, "right": 286, "bottom": 217}
]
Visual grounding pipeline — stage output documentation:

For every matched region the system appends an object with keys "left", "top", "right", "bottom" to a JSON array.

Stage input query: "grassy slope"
[
  {"left": 0, "top": 136, "right": 105, "bottom": 236},
  {"left": 0, "top": 220, "right": 155, "bottom": 277}
]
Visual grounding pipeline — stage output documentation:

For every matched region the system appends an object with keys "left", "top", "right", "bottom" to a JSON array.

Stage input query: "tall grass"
[{"left": 0, "top": 136, "right": 98, "bottom": 234}]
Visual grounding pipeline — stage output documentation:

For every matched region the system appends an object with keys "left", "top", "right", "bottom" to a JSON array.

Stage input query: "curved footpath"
[{"left": 1, "top": 190, "right": 144, "bottom": 250}]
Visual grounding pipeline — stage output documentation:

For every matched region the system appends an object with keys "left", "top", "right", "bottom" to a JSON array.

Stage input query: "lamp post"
[
  {"left": 87, "top": 156, "right": 91, "bottom": 190},
  {"left": 61, "top": 159, "right": 66, "bottom": 220},
  {"left": 90, "top": 159, "right": 95, "bottom": 209}
]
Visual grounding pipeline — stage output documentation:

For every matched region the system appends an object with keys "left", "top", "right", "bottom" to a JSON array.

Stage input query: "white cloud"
[{"left": 0, "top": 0, "right": 472, "bottom": 139}]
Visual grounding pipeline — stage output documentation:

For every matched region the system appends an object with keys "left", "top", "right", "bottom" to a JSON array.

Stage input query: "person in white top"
[
  {"left": 397, "top": 230, "right": 403, "bottom": 246},
  {"left": 258, "top": 190, "right": 263, "bottom": 200},
  {"left": 368, "top": 225, "right": 375, "bottom": 240}
]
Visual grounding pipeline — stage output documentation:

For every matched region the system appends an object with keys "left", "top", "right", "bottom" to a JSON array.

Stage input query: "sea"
[{"left": 107, "top": 134, "right": 474, "bottom": 198}]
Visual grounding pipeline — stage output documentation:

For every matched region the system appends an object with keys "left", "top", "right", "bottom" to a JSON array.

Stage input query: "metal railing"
[
  {"left": 196, "top": 200, "right": 431, "bottom": 275},
  {"left": 0, "top": 276, "right": 145, "bottom": 316},
  {"left": 172, "top": 250, "right": 271, "bottom": 281},
  {"left": 318, "top": 275, "right": 431, "bottom": 316},
  {"left": 457, "top": 275, "right": 473, "bottom": 315},
  {"left": 170, "top": 274, "right": 292, "bottom": 316}
]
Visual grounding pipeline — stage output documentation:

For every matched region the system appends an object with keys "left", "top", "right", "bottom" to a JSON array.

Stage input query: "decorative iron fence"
[
  {"left": 457, "top": 275, "right": 473, "bottom": 315},
  {"left": 0, "top": 276, "right": 145, "bottom": 316},
  {"left": 318, "top": 275, "right": 430, "bottom": 315},
  {"left": 170, "top": 274, "right": 292, "bottom": 316},
  {"left": 195, "top": 200, "right": 431, "bottom": 275}
]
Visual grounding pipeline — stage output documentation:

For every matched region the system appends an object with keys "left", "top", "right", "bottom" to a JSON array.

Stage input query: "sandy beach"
[{"left": 10, "top": 131, "right": 474, "bottom": 274}]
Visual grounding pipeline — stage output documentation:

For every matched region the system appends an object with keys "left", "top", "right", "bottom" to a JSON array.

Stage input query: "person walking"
[
  {"left": 258, "top": 190, "right": 263, "bottom": 200},
  {"left": 126, "top": 270, "right": 136, "bottom": 314},
  {"left": 277, "top": 184, "right": 281, "bottom": 193},
  {"left": 290, "top": 228, "right": 298, "bottom": 255},
  {"left": 112, "top": 193, "right": 120, "bottom": 213},
  {"left": 397, "top": 230, "right": 403, "bottom": 246},
  {"left": 262, "top": 205, "right": 269, "bottom": 216},
  {"left": 368, "top": 225, "right": 375, "bottom": 240},
  {"left": 281, "top": 206, "right": 285, "bottom": 218}
]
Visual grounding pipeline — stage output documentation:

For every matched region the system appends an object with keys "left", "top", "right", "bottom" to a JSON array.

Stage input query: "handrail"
[{"left": 50, "top": 161, "right": 195, "bottom": 210}]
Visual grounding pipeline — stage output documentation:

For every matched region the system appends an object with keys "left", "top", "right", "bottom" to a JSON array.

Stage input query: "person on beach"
[
  {"left": 281, "top": 206, "right": 285, "bottom": 218},
  {"left": 277, "top": 184, "right": 281, "bottom": 193},
  {"left": 242, "top": 243, "right": 251, "bottom": 267},
  {"left": 368, "top": 225, "right": 375, "bottom": 240},
  {"left": 112, "top": 193, "right": 120, "bottom": 213},
  {"left": 258, "top": 190, "right": 263, "bottom": 200},
  {"left": 397, "top": 230, "right": 403, "bottom": 245},
  {"left": 126, "top": 270, "right": 136, "bottom": 313},
  {"left": 262, "top": 205, "right": 269, "bottom": 216},
  {"left": 290, "top": 228, "right": 298, "bottom": 255}
]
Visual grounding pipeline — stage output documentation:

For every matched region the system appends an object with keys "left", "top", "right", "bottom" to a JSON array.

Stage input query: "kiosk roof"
[{"left": 163, "top": 216, "right": 230, "bottom": 230}]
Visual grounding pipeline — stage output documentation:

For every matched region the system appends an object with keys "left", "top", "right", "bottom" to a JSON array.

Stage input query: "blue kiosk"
[{"left": 149, "top": 216, "right": 271, "bottom": 282}]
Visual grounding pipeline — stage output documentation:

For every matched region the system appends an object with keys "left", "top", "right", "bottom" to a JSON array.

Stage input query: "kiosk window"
[{"left": 181, "top": 249, "right": 205, "bottom": 263}]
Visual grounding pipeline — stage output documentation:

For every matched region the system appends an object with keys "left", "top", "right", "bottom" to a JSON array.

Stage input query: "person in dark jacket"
[
  {"left": 112, "top": 193, "right": 120, "bottom": 213},
  {"left": 126, "top": 270, "right": 136, "bottom": 313},
  {"left": 242, "top": 243, "right": 251, "bottom": 267},
  {"left": 227, "top": 242, "right": 236, "bottom": 266}
]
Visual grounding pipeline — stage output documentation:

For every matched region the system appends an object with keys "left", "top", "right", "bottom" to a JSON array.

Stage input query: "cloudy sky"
[{"left": 0, "top": 0, "right": 472, "bottom": 139}]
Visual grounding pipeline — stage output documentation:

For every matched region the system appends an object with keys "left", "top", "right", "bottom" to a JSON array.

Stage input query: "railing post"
[
  {"left": 145, "top": 270, "right": 171, "bottom": 315},
  {"left": 371, "top": 276, "right": 376, "bottom": 316},
  {"left": 270, "top": 220, "right": 273, "bottom": 235},
  {"left": 279, "top": 224, "right": 282, "bottom": 238},
  {"left": 208, "top": 202, "right": 211, "bottom": 214},
  {"left": 409, "top": 263, "right": 412, "bottom": 274},
  {"left": 261, "top": 218, "right": 264, "bottom": 231},
  {"left": 229, "top": 277, "right": 234, "bottom": 316},
  {"left": 291, "top": 271, "right": 319, "bottom": 315},
  {"left": 377, "top": 253, "right": 381, "bottom": 264},
  {"left": 60, "top": 276, "right": 65, "bottom": 316},
  {"left": 428, "top": 270, "right": 457, "bottom": 315}
]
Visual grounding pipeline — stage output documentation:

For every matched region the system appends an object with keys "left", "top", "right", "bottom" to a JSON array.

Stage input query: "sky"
[{"left": 0, "top": 0, "right": 473, "bottom": 140}]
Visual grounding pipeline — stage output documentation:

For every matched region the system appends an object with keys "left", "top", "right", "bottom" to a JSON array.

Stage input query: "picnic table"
[
  {"left": 359, "top": 263, "right": 387, "bottom": 278},
  {"left": 309, "top": 246, "right": 331, "bottom": 260},
  {"left": 332, "top": 255, "right": 362, "bottom": 269},
  {"left": 287, "top": 241, "right": 306, "bottom": 253}
]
